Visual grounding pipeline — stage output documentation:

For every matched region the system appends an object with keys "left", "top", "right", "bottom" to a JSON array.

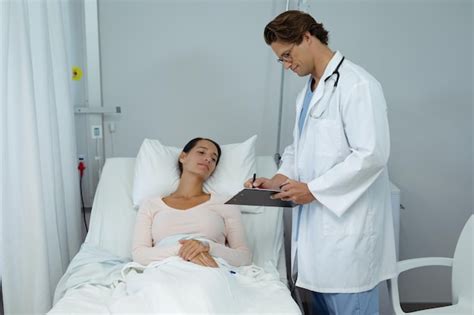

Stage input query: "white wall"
[
  {"left": 472, "top": 0, "right": 474, "bottom": 214},
  {"left": 98, "top": 0, "right": 284, "bottom": 157},
  {"left": 77, "top": 0, "right": 473, "bottom": 304}
]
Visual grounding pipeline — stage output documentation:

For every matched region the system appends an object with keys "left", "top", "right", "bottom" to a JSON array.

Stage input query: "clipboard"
[{"left": 225, "top": 188, "right": 296, "bottom": 208}]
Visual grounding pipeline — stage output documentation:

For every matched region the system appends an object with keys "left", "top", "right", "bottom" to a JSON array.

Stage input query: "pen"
[{"left": 252, "top": 173, "right": 256, "bottom": 187}]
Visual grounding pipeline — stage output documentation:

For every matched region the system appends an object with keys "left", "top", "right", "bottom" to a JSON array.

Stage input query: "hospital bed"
[{"left": 49, "top": 155, "right": 301, "bottom": 314}]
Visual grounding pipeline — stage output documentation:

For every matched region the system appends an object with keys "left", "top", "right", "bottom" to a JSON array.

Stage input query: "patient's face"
[{"left": 181, "top": 140, "right": 219, "bottom": 179}]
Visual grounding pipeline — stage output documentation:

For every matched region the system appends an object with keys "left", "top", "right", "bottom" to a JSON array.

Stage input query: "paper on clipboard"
[{"left": 225, "top": 188, "right": 296, "bottom": 208}]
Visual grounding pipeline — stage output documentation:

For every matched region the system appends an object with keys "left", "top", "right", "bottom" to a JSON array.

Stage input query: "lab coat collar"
[
  {"left": 320, "top": 51, "right": 344, "bottom": 83},
  {"left": 307, "top": 51, "right": 344, "bottom": 118}
]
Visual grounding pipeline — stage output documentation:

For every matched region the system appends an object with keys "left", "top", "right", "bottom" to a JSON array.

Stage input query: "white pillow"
[{"left": 132, "top": 136, "right": 257, "bottom": 209}]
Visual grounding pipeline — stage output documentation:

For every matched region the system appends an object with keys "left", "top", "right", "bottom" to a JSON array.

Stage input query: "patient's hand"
[
  {"left": 189, "top": 252, "right": 218, "bottom": 268},
  {"left": 178, "top": 239, "right": 209, "bottom": 261}
]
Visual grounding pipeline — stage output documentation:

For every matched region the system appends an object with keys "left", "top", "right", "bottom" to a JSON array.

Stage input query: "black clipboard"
[{"left": 225, "top": 188, "right": 296, "bottom": 208}]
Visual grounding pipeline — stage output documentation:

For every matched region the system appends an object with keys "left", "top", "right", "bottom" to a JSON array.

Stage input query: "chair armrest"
[
  {"left": 397, "top": 257, "right": 453, "bottom": 273},
  {"left": 387, "top": 257, "right": 453, "bottom": 315}
]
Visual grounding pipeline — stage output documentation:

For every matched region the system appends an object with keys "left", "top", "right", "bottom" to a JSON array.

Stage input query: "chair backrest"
[{"left": 451, "top": 215, "right": 473, "bottom": 304}]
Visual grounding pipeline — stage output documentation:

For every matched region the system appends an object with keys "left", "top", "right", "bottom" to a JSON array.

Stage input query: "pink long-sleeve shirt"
[{"left": 132, "top": 194, "right": 252, "bottom": 267}]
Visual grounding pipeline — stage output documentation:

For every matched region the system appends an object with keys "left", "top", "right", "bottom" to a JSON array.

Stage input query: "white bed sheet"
[
  {"left": 52, "top": 281, "right": 300, "bottom": 315},
  {"left": 50, "top": 156, "right": 298, "bottom": 314},
  {"left": 50, "top": 244, "right": 299, "bottom": 314}
]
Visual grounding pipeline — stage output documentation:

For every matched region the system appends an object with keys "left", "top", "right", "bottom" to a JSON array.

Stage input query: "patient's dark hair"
[
  {"left": 178, "top": 138, "right": 222, "bottom": 176},
  {"left": 264, "top": 10, "right": 329, "bottom": 45}
]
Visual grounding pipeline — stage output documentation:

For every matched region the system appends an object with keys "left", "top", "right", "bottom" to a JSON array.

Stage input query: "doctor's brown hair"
[{"left": 264, "top": 10, "right": 329, "bottom": 46}]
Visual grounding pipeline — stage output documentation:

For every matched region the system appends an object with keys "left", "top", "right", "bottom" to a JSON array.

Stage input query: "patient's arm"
[
  {"left": 208, "top": 205, "right": 252, "bottom": 267},
  {"left": 132, "top": 200, "right": 180, "bottom": 265}
]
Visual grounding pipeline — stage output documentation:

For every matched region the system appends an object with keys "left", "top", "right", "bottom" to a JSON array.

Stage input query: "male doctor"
[{"left": 245, "top": 11, "right": 396, "bottom": 315}]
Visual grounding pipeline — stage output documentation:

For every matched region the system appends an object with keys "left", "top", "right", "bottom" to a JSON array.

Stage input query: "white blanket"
[
  {"left": 53, "top": 243, "right": 129, "bottom": 303},
  {"left": 51, "top": 241, "right": 300, "bottom": 314}
]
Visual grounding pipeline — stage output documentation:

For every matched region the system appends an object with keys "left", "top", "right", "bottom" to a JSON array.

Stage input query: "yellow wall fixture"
[{"left": 72, "top": 66, "right": 83, "bottom": 81}]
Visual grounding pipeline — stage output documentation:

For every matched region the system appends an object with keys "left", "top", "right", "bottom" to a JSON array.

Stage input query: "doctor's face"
[{"left": 271, "top": 39, "right": 313, "bottom": 77}]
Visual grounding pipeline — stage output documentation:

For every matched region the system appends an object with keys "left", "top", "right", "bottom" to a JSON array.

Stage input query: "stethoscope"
[
  {"left": 307, "top": 56, "right": 345, "bottom": 120},
  {"left": 323, "top": 56, "right": 345, "bottom": 88}
]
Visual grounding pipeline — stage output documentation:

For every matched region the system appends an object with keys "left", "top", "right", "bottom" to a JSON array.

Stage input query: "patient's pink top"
[{"left": 132, "top": 194, "right": 252, "bottom": 267}]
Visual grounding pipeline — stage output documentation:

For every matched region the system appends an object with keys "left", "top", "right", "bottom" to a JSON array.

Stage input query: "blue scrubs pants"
[{"left": 310, "top": 286, "right": 379, "bottom": 315}]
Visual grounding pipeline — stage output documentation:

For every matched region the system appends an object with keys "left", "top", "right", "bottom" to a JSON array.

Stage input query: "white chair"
[{"left": 388, "top": 215, "right": 473, "bottom": 314}]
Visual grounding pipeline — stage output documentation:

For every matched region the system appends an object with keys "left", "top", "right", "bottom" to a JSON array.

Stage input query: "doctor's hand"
[
  {"left": 244, "top": 177, "right": 272, "bottom": 189},
  {"left": 178, "top": 239, "right": 209, "bottom": 261},
  {"left": 189, "top": 252, "right": 219, "bottom": 268},
  {"left": 272, "top": 180, "right": 316, "bottom": 205},
  {"left": 244, "top": 174, "right": 288, "bottom": 190}
]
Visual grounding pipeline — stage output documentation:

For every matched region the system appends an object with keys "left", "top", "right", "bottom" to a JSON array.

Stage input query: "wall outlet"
[{"left": 91, "top": 125, "right": 103, "bottom": 139}]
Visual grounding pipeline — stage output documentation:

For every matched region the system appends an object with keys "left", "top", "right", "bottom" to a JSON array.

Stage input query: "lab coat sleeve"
[
  {"left": 278, "top": 88, "right": 305, "bottom": 180},
  {"left": 277, "top": 142, "right": 296, "bottom": 179},
  {"left": 307, "top": 80, "right": 390, "bottom": 217}
]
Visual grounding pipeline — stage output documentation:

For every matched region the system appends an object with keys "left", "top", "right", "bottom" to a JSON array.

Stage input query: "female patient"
[{"left": 132, "top": 137, "right": 252, "bottom": 268}]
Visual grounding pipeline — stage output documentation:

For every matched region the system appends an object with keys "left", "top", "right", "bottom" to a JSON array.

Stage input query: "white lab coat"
[{"left": 278, "top": 51, "right": 397, "bottom": 293}]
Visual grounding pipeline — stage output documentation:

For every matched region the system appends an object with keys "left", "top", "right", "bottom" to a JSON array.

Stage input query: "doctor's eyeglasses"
[{"left": 277, "top": 44, "right": 296, "bottom": 63}]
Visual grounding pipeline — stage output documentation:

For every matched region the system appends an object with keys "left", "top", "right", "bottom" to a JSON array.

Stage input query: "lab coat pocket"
[
  {"left": 306, "top": 117, "right": 341, "bottom": 157},
  {"left": 322, "top": 194, "right": 373, "bottom": 236}
]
